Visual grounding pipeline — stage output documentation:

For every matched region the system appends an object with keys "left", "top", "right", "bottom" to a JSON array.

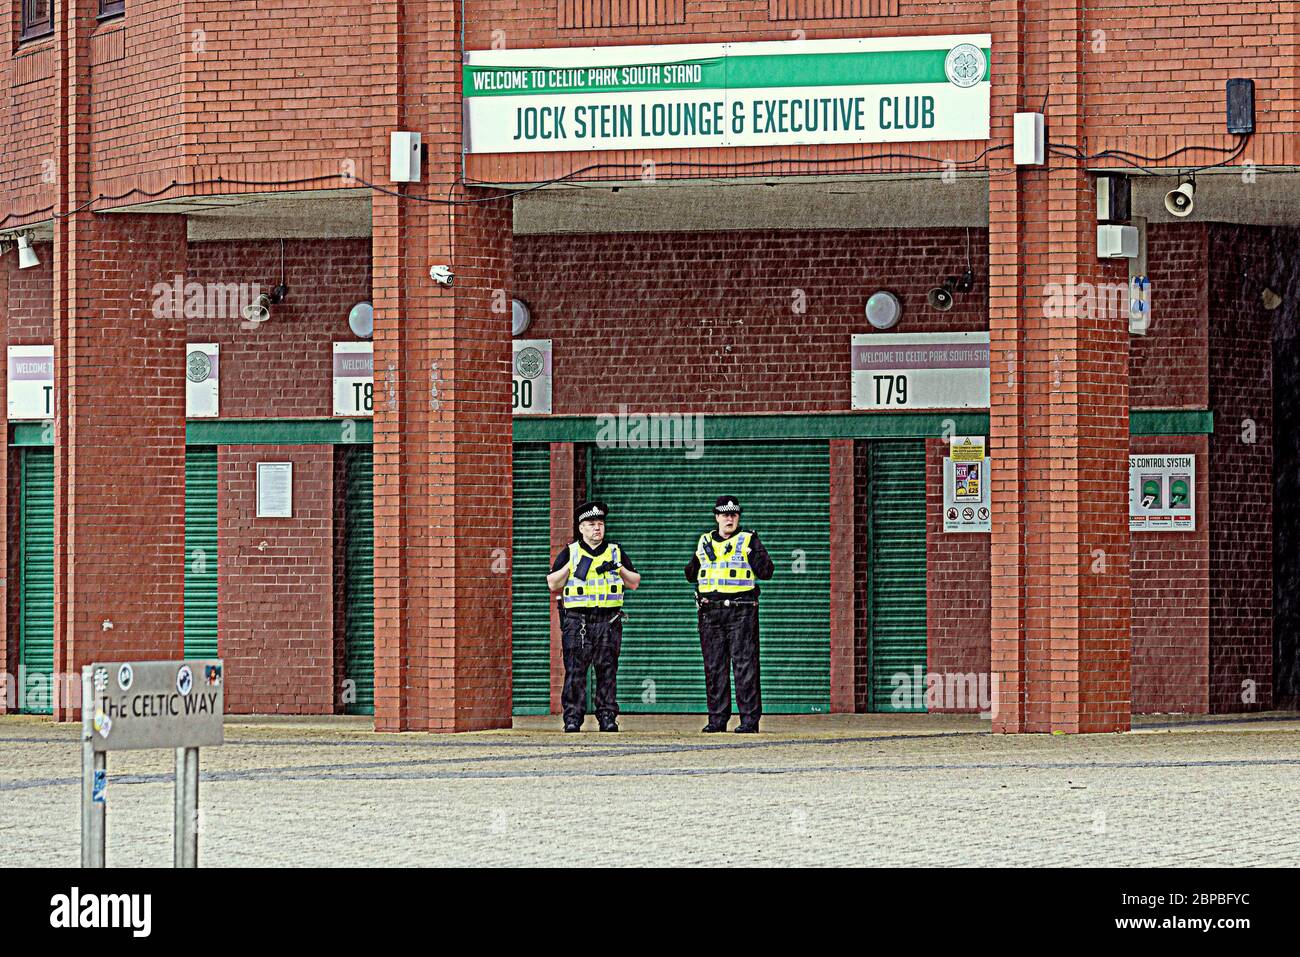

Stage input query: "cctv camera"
[
  {"left": 1164, "top": 179, "right": 1195, "bottom": 218},
  {"left": 927, "top": 284, "right": 955, "bottom": 311}
]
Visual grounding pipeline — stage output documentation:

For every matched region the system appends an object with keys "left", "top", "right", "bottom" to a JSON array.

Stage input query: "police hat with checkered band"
[
  {"left": 575, "top": 501, "right": 610, "bottom": 524},
  {"left": 713, "top": 495, "right": 742, "bottom": 515}
]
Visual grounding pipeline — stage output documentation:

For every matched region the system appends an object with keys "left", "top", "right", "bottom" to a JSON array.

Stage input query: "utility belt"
[
  {"left": 696, "top": 594, "right": 758, "bottom": 609},
  {"left": 559, "top": 603, "right": 626, "bottom": 623}
]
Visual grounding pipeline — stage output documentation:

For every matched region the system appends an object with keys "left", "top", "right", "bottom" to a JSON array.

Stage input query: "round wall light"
[
  {"left": 348, "top": 301, "right": 374, "bottom": 338},
  {"left": 512, "top": 298, "right": 532, "bottom": 337},
  {"left": 865, "top": 290, "right": 902, "bottom": 330}
]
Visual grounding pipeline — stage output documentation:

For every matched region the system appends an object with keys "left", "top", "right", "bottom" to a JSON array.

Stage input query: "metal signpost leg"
[
  {"left": 174, "top": 746, "right": 199, "bottom": 868},
  {"left": 80, "top": 668, "right": 106, "bottom": 868}
]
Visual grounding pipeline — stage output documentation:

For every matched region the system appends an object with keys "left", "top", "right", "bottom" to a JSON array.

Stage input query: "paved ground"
[{"left": 2, "top": 712, "right": 1298, "bottom": 867}]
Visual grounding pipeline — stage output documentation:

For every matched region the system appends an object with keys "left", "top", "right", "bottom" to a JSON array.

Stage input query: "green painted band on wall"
[
  {"left": 5, "top": 410, "right": 1214, "bottom": 448},
  {"left": 514, "top": 410, "right": 1215, "bottom": 443},
  {"left": 185, "top": 419, "right": 374, "bottom": 445},
  {"left": 1129, "top": 410, "right": 1214, "bottom": 436},
  {"left": 464, "top": 49, "right": 991, "bottom": 98}
]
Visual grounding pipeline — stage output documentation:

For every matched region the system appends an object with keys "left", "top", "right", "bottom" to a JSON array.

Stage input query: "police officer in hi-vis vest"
[
  {"left": 684, "top": 495, "right": 775, "bottom": 733},
  {"left": 546, "top": 501, "right": 641, "bottom": 732}
]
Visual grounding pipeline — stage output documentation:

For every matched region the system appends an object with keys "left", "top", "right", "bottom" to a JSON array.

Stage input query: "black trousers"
[
  {"left": 697, "top": 599, "right": 762, "bottom": 728},
  {"left": 560, "top": 609, "right": 623, "bottom": 726}
]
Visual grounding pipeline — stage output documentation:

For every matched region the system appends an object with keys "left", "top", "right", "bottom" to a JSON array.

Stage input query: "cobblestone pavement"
[{"left": 2, "top": 712, "right": 1298, "bottom": 867}]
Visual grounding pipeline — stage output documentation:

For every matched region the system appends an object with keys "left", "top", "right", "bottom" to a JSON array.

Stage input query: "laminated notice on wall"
[
  {"left": 943, "top": 436, "right": 990, "bottom": 533},
  {"left": 1130, "top": 454, "right": 1195, "bottom": 532}
]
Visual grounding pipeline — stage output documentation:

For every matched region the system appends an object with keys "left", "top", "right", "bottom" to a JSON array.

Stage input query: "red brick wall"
[
  {"left": 1130, "top": 435, "right": 1210, "bottom": 713},
  {"left": 1208, "top": 224, "right": 1273, "bottom": 712},
  {"left": 1083, "top": 0, "right": 1298, "bottom": 165},
  {"left": 217, "top": 444, "right": 337, "bottom": 714},
  {"left": 924, "top": 437, "right": 991, "bottom": 712},
  {"left": 183, "top": 1, "right": 377, "bottom": 183},
  {"left": 185, "top": 238, "right": 372, "bottom": 418},
  {"left": 0, "top": 39, "right": 57, "bottom": 232},
  {"left": 515, "top": 227, "right": 989, "bottom": 415},
  {"left": 3, "top": 247, "right": 54, "bottom": 343},
  {"left": 1132, "top": 224, "right": 1209, "bottom": 410},
  {"left": 88, "top": 3, "right": 185, "bottom": 196}
]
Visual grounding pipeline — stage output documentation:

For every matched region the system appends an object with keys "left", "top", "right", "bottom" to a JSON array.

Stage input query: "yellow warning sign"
[{"left": 950, "top": 436, "right": 986, "bottom": 462}]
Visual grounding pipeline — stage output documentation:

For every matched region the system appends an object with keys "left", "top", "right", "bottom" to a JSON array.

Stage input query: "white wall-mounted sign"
[
  {"left": 256, "top": 462, "right": 293, "bottom": 519},
  {"left": 7, "top": 345, "right": 54, "bottom": 420},
  {"left": 464, "top": 35, "right": 991, "bottom": 154},
  {"left": 186, "top": 343, "right": 219, "bottom": 418},
  {"left": 943, "top": 436, "right": 990, "bottom": 533},
  {"left": 1130, "top": 454, "right": 1195, "bottom": 532},
  {"left": 333, "top": 342, "right": 373, "bottom": 417},
  {"left": 513, "top": 339, "right": 552, "bottom": 415},
  {"left": 852, "top": 332, "right": 989, "bottom": 410}
]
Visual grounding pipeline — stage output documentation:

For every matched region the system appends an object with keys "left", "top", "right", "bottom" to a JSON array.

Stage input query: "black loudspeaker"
[
  {"left": 927, "top": 285, "right": 954, "bottom": 311},
  {"left": 1227, "top": 78, "right": 1255, "bottom": 135}
]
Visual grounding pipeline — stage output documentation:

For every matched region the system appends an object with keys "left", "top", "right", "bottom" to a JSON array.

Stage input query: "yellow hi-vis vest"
[
  {"left": 562, "top": 542, "right": 624, "bottom": 609},
  {"left": 696, "top": 530, "right": 755, "bottom": 594}
]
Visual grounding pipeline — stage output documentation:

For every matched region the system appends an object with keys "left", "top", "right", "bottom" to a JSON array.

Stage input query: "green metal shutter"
[
  {"left": 184, "top": 446, "right": 219, "bottom": 659},
  {"left": 589, "top": 441, "right": 830, "bottom": 714},
  {"left": 512, "top": 443, "right": 552, "bottom": 715},
  {"left": 344, "top": 447, "right": 375, "bottom": 716},
  {"left": 18, "top": 448, "right": 55, "bottom": 715},
  {"left": 866, "top": 440, "right": 928, "bottom": 712}
]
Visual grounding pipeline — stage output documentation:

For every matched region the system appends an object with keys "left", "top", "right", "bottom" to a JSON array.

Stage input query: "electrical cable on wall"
[{"left": 0, "top": 133, "right": 1265, "bottom": 230}]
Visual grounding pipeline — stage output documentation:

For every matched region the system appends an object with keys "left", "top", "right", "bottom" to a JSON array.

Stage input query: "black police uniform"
[
  {"left": 551, "top": 520, "right": 637, "bottom": 732},
  {"left": 684, "top": 496, "right": 774, "bottom": 733}
]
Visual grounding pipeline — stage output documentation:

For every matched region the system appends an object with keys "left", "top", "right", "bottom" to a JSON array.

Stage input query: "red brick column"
[
  {"left": 50, "top": 213, "right": 189, "bottom": 719},
  {"left": 369, "top": 0, "right": 514, "bottom": 732},
  {"left": 548, "top": 442, "right": 575, "bottom": 715},
  {"left": 988, "top": 0, "right": 1132, "bottom": 732},
  {"left": 828, "top": 439, "right": 855, "bottom": 713}
]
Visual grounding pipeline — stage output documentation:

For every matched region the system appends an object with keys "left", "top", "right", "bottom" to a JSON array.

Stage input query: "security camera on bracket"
[{"left": 927, "top": 269, "right": 975, "bottom": 312}]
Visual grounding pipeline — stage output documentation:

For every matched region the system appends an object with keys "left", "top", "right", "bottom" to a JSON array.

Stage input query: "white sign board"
[
  {"left": 256, "top": 462, "right": 293, "bottom": 518},
  {"left": 464, "top": 35, "right": 991, "bottom": 154},
  {"left": 87, "top": 660, "right": 224, "bottom": 752},
  {"left": 513, "top": 339, "right": 552, "bottom": 415},
  {"left": 7, "top": 345, "right": 54, "bottom": 420},
  {"left": 852, "top": 332, "right": 989, "bottom": 410},
  {"left": 943, "top": 436, "right": 990, "bottom": 532},
  {"left": 1130, "top": 454, "right": 1195, "bottom": 532},
  {"left": 333, "top": 342, "right": 374, "bottom": 416},
  {"left": 186, "top": 343, "right": 219, "bottom": 418}
]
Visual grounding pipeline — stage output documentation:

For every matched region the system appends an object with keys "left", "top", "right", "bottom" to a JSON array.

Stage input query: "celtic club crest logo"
[
  {"left": 187, "top": 350, "right": 212, "bottom": 383},
  {"left": 945, "top": 44, "right": 986, "bottom": 89},
  {"left": 514, "top": 347, "right": 544, "bottom": 380}
]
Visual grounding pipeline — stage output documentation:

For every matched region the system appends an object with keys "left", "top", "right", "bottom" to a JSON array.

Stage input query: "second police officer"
[
  {"left": 684, "top": 495, "right": 774, "bottom": 733},
  {"left": 546, "top": 501, "right": 641, "bottom": 733}
]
